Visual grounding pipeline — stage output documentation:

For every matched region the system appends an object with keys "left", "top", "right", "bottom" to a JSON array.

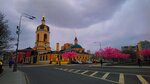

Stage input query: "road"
[{"left": 19, "top": 64, "right": 150, "bottom": 84}]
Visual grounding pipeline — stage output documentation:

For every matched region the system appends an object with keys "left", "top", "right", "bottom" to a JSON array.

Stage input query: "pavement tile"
[{"left": 0, "top": 66, "right": 26, "bottom": 84}]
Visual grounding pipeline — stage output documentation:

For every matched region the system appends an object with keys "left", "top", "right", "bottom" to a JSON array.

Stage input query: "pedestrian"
[
  {"left": 0, "top": 60, "right": 3, "bottom": 74},
  {"left": 137, "top": 58, "right": 142, "bottom": 67},
  {"left": 49, "top": 60, "right": 52, "bottom": 64},
  {"left": 100, "top": 59, "right": 103, "bottom": 68},
  {"left": 9, "top": 59, "right": 14, "bottom": 68}
]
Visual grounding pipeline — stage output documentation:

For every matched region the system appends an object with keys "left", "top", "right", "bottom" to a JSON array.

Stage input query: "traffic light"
[{"left": 16, "top": 26, "right": 20, "bottom": 35}]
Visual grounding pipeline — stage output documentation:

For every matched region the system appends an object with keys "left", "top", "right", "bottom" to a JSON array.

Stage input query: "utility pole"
[{"left": 13, "top": 13, "right": 36, "bottom": 72}]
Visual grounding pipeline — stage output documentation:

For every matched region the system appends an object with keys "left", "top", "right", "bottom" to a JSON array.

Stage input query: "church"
[{"left": 17, "top": 16, "right": 96, "bottom": 64}]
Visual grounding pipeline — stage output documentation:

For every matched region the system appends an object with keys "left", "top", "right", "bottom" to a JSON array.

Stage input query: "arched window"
[
  {"left": 44, "top": 34, "right": 47, "bottom": 42},
  {"left": 43, "top": 56, "right": 45, "bottom": 61},
  {"left": 40, "top": 56, "right": 42, "bottom": 61},
  {"left": 37, "top": 34, "right": 39, "bottom": 41},
  {"left": 46, "top": 55, "right": 48, "bottom": 60}
]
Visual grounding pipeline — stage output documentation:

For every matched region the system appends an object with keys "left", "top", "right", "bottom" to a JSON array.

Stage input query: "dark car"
[{"left": 71, "top": 61, "right": 78, "bottom": 64}]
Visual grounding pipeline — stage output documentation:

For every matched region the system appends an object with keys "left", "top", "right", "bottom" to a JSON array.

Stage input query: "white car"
[
  {"left": 77, "top": 60, "right": 82, "bottom": 64},
  {"left": 86, "top": 61, "right": 93, "bottom": 64}
]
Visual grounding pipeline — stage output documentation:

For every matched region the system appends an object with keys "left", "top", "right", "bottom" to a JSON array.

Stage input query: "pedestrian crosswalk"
[
  {"left": 89, "top": 71, "right": 98, "bottom": 76},
  {"left": 55, "top": 68, "right": 150, "bottom": 84},
  {"left": 68, "top": 69, "right": 74, "bottom": 72},
  {"left": 119, "top": 73, "right": 124, "bottom": 84},
  {"left": 81, "top": 70, "right": 89, "bottom": 74},
  {"left": 74, "top": 70, "right": 81, "bottom": 73},
  {"left": 101, "top": 72, "right": 110, "bottom": 79},
  {"left": 137, "top": 75, "right": 149, "bottom": 84}
]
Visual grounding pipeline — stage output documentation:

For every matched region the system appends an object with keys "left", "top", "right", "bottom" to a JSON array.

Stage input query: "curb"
[
  {"left": 0, "top": 68, "right": 6, "bottom": 78},
  {"left": 89, "top": 65, "right": 150, "bottom": 69},
  {"left": 18, "top": 70, "right": 30, "bottom": 84},
  {"left": 24, "top": 72, "right": 30, "bottom": 84}
]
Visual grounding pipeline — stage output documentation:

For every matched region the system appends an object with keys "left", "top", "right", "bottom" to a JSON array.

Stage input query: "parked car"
[
  {"left": 77, "top": 60, "right": 82, "bottom": 64},
  {"left": 86, "top": 61, "right": 93, "bottom": 64},
  {"left": 71, "top": 61, "right": 78, "bottom": 64}
]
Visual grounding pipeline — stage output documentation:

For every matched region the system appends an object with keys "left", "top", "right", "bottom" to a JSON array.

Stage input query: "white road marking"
[
  {"left": 59, "top": 68, "right": 63, "bottom": 70},
  {"left": 90, "top": 71, "right": 98, "bottom": 76},
  {"left": 24, "top": 72, "right": 30, "bottom": 84},
  {"left": 68, "top": 69, "right": 74, "bottom": 72},
  {"left": 74, "top": 70, "right": 81, "bottom": 73},
  {"left": 63, "top": 69, "right": 68, "bottom": 71},
  {"left": 119, "top": 73, "right": 124, "bottom": 84},
  {"left": 56, "top": 68, "right": 150, "bottom": 84},
  {"left": 136, "top": 75, "right": 149, "bottom": 84},
  {"left": 55, "top": 68, "right": 118, "bottom": 84},
  {"left": 101, "top": 72, "right": 110, "bottom": 79},
  {"left": 81, "top": 70, "right": 89, "bottom": 74}
]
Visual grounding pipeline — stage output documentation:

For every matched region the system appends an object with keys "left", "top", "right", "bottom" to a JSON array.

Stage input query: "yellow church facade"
[{"left": 32, "top": 16, "right": 94, "bottom": 64}]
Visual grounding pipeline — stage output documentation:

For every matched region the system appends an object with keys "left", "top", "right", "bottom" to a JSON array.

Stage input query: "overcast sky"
[{"left": 0, "top": 0, "right": 150, "bottom": 53}]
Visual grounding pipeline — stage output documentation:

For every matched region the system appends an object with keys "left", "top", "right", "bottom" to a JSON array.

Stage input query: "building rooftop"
[{"left": 71, "top": 44, "right": 82, "bottom": 48}]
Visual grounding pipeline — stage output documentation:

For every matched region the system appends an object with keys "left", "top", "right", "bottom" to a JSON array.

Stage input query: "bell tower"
[
  {"left": 34, "top": 16, "right": 51, "bottom": 51},
  {"left": 74, "top": 36, "right": 78, "bottom": 44}
]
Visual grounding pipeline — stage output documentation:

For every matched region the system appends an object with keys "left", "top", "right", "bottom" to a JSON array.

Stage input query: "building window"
[
  {"left": 40, "top": 56, "right": 42, "bottom": 61},
  {"left": 43, "top": 56, "right": 45, "bottom": 61},
  {"left": 37, "top": 34, "right": 39, "bottom": 41},
  {"left": 46, "top": 55, "right": 48, "bottom": 60},
  {"left": 44, "top": 34, "right": 47, "bottom": 42}
]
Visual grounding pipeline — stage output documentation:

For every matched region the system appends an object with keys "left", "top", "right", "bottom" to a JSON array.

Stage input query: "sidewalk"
[
  {"left": 0, "top": 66, "right": 27, "bottom": 84},
  {"left": 89, "top": 64, "right": 150, "bottom": 69}
]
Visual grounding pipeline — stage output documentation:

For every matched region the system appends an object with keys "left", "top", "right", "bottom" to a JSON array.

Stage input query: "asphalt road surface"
[{"left": 19, "top": 64, "right": 150, "bottom": 84}]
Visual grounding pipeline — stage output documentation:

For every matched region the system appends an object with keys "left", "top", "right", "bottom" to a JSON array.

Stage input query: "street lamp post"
[
  {"left": 13, "top": 13, "right": 36, "bottom": 72},
  {"left": 94, "top": 42, "right": 102, "bottom": 50}
]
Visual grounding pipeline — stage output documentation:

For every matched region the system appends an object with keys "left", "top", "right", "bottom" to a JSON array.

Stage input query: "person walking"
[
  {"left": 137, "top": 58, "right": 142, "bottom": 67},
  {"left": 9, "top": 59, "right": 14, "bottom": 68},
  {"left": 100, "top": 59, "right": 103, "bottom": 68}
]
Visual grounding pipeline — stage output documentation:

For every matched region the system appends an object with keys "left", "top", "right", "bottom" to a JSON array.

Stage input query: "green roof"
[{"left": 71, "top": 44, "right": 82, "bottom": 48}]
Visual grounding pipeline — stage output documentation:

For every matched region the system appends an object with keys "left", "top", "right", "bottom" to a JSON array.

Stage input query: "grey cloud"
[
  {"left": 15, "top": 0, "right": 126, "bottom": 28},
  {"left": 77, "top": 0, "right": 150, "bottom": 51},
  {"left": 0, "top": 0, "right": 149, "bottom": 52}
]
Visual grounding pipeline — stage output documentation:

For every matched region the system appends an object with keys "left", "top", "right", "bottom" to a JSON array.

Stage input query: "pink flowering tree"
[
  {"left": 139, "top": 49, "right": 150, "bottom": 57},
  {"left": 62, "top": 51, "right": 77, "bottom": 63},
  {"left": 96, "top": 47, "right": 129, "bottom": 63},
  {"left": 139, "top": 49, "right": 150, "bottom": 61}
]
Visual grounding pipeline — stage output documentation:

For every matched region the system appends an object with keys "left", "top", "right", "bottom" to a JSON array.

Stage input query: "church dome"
[
  {"left": 37, "top": 24, "right": 49, "bottom": 31},
  {"left": 37, "top": 16, "right": 49, "bottom": 31},
  {"left": 71, "top": 44, "right": 82, "bottom": 48}
]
